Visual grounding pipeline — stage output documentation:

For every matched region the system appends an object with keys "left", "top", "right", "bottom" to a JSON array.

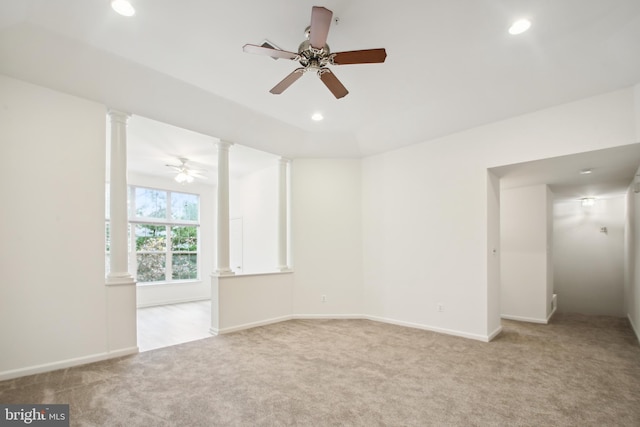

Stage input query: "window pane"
[
  {"left": 136, "top": 253, "right": 166, "bottom": 282},
  {"left": 105, "top": 183, "right": 110, "bottom": 219},
  {"left": 135, "top": 224, "right": 166, "bottom": 251},
  {"left": 135, "top": 187, "right": 167, "bottom": 219},
  {"left": 172, "top": 254, "right": 198, "bottom": 280},
  {"left": 171, "top": 226, "right": 198, "bottom": 251},
  {"left": 171, "top": 192, "right": 199, "bottom": 221},
  {"left": 105, "top": 222, "right": 110, "bottom": 252}
]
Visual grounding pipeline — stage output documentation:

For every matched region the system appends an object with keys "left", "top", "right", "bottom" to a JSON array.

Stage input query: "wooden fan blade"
[
  {"left": 242, "top": 44, "right": 298, "bottom": 60},
  {"left": 309, "top": 6, "right": 333, "bottom": 49},
  {"left": 319, "top": 69, "right": 348, "bottom": 99},
  {"left": 270, "top": 68, "right": 305, "bottom": 94},
  {"left": 332, "top": 49, "right": 387, "bottom": 65}
]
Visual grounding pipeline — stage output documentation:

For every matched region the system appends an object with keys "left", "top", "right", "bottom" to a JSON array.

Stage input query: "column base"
[
  {"left": 106, "top": 272, "right": 136, "bottom": 286},
  {"left": 213, "top": 269, "right": 236, "bottom": 277},
  {"left": 106, "top": 278, "right": 137, "bottom": 352}
]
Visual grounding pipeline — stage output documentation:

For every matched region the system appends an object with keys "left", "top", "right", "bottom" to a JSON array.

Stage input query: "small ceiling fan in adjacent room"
[
  {"left": 166, "top": 158, "right": 207, "bottom": 184},
  {"left": 243, "top": 6, "right": 387, "bottom": 99}
]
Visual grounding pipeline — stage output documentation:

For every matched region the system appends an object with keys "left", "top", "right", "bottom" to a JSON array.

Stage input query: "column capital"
[
  {"left": 213, "top": 269, "right": 235, "bottom": 277},
  {"left": 108, "top": 109, "right": 131, "bottom": 124},
  {"left": 216, "top": 140, "right": 234, "bottom": 151}
]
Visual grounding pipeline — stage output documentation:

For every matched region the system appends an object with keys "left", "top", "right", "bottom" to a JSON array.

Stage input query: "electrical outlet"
[
  {"left": 321, "top": 295, "right": 327, "bottom": 303},
  {"left": 437, "top": 303, "right": 444, "bottom": 312}
]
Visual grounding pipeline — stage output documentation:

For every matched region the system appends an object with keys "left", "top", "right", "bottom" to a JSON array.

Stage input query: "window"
[
  {"left": 130, "top": 186, "right": 200, "bottom": 284},
  {"left": 105, "top": 222, "right": 110, "bottom": 275},
  {"left": 105, "top": 184, "right": 111, "bottom": 275}
]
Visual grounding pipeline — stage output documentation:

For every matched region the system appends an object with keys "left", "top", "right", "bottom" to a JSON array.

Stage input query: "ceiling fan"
[
  {"left": 165, "top": 158, "right": 207, "bottom": 184},
  {"left": 242, "top": 6, "right": 387, "bottom": 99}
]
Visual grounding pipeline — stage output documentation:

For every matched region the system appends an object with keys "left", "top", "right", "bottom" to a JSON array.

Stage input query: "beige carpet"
[{"left": 2, "top": 314, "right": 640, "bottom": 426}]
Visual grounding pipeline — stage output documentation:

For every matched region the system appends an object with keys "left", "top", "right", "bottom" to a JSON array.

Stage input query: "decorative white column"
[
  {"left": 278, "top": 158, "right": 291, "bottom": 271},
  {"left": 107, "top": 110, "right": 134, "bottom": 285},
  {"left": 215, "top": 140, "right": 235, "bottom": 276},
  {"left": 105, "top": 109, "right": 137, "bottom": 355}
]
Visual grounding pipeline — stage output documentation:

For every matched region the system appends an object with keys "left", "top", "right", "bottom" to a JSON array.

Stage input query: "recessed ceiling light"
[
  {"left": 311, "top": 113, "right": 324, "bottom": 121},
  {"left": 508, "top": 19, "right": 531, "bottom": 35},
  {"left": 111, "top": 0, "right": 135, "bottom": 17},
  {"left": 579, "top": 168, "right": 593, "bottom": 175}
]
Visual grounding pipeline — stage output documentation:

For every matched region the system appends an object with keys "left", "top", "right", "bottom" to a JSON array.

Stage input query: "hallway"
[{"left": 137, "top": 300, "right": 212, "bottom": 352}]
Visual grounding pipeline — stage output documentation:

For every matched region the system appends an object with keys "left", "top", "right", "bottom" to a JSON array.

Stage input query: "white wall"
[
  {"left": 635, "top": 84, "right": 640, "bottom": 141},
  {"left": 237, "top": 165, "right": 279, "bottom": 274},
  {"left": 624, "top": 83, "right": 640, "bottom": 338},
  {"left": 292, "top": 159, "right": 363, "bottom": 316},
  {"left": 228, "top": 164, "right": 280, "bottom": 274},
  {"left": 128, "top": 172, "right": 214, "bottom": 307},
  {"left": 554, "top": 197, "right": 626, "bottom": 316},
  {"left": 362, "top": 88, "right": 636, "bottom": 341},
  {"left": 627, "top": 181, "right": 640, "bottom": 338},
  {"left": 2, "top": 71, "right": 639, "bottom": 378},
  {"left": 0, "top": 75, "right": 112, "bottom": 378},
  {"left": 211, "top": 273, "right": 293, "bottom": 334},
  {"left": 486, "top": 171, "right": 502, "bottom": 335},
  {"left": 501, "top": 185, "right": 554, "bottom": 322}
]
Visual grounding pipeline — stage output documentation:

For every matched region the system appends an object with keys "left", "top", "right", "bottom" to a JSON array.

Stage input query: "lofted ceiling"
[
  {"left": 123, "top": 114, "right": 280, "bottom": 184},
  {"left": 1, "top": 0, "right": 640, "bottom": 193}
]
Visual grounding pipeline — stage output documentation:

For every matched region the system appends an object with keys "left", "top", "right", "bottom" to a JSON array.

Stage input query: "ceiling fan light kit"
[
  {"left": 243, "top": 6, "right": 387, "bottom": 99},
  {"left": 166, "top": 157, "right": 207, "bottom": 184},
  {"left": 175, "top": 171, "right": 195, "bottom": 184}
]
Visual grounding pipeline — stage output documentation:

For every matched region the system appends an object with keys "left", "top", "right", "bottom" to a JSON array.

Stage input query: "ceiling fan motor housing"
[{"left": 298, "top": 39, "right": 331, "bottom": 69}]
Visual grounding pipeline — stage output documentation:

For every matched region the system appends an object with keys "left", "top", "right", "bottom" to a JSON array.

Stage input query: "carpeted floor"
[{"left": 1, "top": 313, "right": 640, "bottom": 426}]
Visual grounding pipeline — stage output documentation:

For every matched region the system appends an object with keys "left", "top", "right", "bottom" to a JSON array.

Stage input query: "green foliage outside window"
[
  {"left": 172, "top": 253, "right": 198, "bottom": 280},
  {"left": 106, "top": 186, "right": 200, "bottom": 283},
  {"left": 136, "top": 224, "right": 167, "bottom": 282},
  {"left": 171, "top": 226, "right": 198, "bottom": 280}
]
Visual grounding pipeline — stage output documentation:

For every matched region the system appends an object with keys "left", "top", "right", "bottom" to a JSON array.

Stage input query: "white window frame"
[{"left": 128, "top": 186, "right": 201, "bottom": 285}]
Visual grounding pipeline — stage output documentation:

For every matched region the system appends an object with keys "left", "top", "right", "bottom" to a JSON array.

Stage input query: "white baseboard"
[
  {"left": 214, "top": 314, "right": 363, "bottom": 335},
  {"left": 107, "top": 346, "right": 139, "bottom": 359},
  {"left": 487, "top": 325, "right": 504, "bottom": 341},
  {"left": 217, "top": 313, "right": 500, "bottom": 342},
  {"left": 629, "top": 314, "right": 640, "bottom": 344},
  {"left": 364, "top": 315, "right": 497, "bottom": 342},
  {"left": 293, "top": 314, "right": 364, "bottom": 320},
  {"left": 0, "top": 346, "right": 138, "bottom": 382},
  {"left": 216, "top": 315, "right": 294, "bottom": 335},
  {"left": 546, "top": 305, "right": 557, "bottom": 323},
  {"left": 2, "top": 313, "right": 507, "bottom": 381},
  {"left": 501, "top": 314, "right": 550, "bottom": 324},
  {"left": 137, "top": 297, "right": 210, "bottom": 309}
]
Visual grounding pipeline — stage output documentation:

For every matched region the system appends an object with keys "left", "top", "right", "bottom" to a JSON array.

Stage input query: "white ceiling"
[
  {"left": 2, "top": 0, "right": 640, "bottom": 192},
  {"left": 492, "top": 144, "right": 640, "bottom": 202},
  {"left": 125, "top": 115, "right": 279, "bottom": 184}
]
